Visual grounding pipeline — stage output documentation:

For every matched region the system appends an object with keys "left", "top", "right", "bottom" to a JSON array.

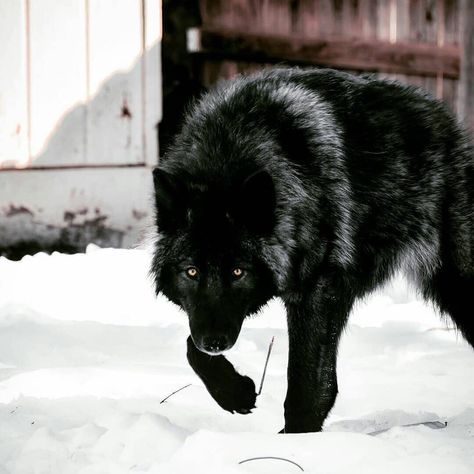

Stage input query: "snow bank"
[{"left": 0, "top": 247, "right": 472, "bottom": 473}]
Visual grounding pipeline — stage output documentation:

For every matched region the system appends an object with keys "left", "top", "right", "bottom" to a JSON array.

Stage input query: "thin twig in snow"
[
  {"left": 258, "top": 336, "right": 275, "bottom": 396},
  {"left": 159, "top": 384, "right": 192, "bottom": 404},
  {"left": 238, "top": 456, "right": 304, "bottom": 471}
]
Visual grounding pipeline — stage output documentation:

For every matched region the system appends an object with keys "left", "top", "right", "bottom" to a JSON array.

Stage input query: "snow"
[{"left": 0, "top": 246, "right": 473, "bottom": 473}]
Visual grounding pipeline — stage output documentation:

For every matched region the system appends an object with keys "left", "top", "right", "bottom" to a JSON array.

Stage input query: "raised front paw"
[
  {"left": 186, "top": 336, "right": 257, "bottom": 414},
  {"left": 206, "top": 374, "right": 257, "bottom": 414}
]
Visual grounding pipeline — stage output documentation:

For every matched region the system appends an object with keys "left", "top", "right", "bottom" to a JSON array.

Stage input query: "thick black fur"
[{"left": 151, "top": 68, "right": 474, "bottom": 433}]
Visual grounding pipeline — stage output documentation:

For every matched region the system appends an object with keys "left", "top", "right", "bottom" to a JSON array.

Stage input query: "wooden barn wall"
[{"left": 196, "top": 0, "right": 461, "bottom": 115}]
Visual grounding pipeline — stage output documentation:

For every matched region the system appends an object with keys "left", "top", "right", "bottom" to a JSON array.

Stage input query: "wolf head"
[{"left": 152, "top": 167, "right": 278, "bottom": 355}]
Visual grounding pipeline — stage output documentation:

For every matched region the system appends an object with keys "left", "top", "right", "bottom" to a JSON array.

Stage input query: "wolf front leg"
[
  {"left": 283, "top": 275, "right": 354, "bottom": 433},
  {"left": 186, "top": 336, "right": 257, "bottom": 414}
]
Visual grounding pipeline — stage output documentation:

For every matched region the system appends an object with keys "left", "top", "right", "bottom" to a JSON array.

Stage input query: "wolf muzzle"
[{"left": 193, "top": 333, "right": 235, "bottom": 355}]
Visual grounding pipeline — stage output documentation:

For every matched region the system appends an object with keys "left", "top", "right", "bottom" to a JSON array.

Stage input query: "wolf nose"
[{"left": 202, "top": 335, "right": 229, "bottom": 354}]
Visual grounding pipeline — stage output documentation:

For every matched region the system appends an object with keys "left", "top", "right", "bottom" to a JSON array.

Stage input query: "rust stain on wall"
[
  {"left": 121, "top": 99, "right": 132, "bottom": 119},
  {"left": 132, "top": 209, "right": 147, "bottom": 220},
  {"left": 4, "top": 205, "right": 34, "bottom": 217},
  {"left": 64, "top": 207, "right": 89, "bottom": 223}
]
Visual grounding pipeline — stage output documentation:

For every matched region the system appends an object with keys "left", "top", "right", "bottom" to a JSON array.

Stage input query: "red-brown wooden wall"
[{"left": 194, "top": 0, "right": 462, "bottom": 114}]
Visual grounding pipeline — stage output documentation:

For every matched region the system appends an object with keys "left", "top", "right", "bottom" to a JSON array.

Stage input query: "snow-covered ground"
[{"left": 0, "top": 246, "right": 473, "bottom": 474}]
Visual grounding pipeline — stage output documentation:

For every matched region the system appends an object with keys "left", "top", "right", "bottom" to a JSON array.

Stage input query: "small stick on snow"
[
  {"left": 239, "top": 456, "right": 304, "bottom": 471},
  {"left": 258, "top": 336, "right": 275, "bottom": 396},
  {"left": 159, "top": 384, "right": 192, "bottom": 404}
]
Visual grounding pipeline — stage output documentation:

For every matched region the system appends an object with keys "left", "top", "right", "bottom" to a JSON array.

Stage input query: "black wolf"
[{"left": 151, "top": 68, "right": 474, "bottom": 433}]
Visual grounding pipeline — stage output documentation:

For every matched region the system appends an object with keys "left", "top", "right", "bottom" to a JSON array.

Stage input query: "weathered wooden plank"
[
  {"left": 443, "top": 0, "right": 460, "bottom": 113},
  {"left": 200, "top": 0, "right": 263, "bottom": 89},
  {"left": 290, "top": 0, "right": 319, "bottom": 37},
  {"left": 409, "top": 0, "right": 439, "bottom": 97},
  {"left": 389, "top": 0, "right": 410, "bottom": 83},
  {"left": 87, "top": 0, "right": 143, "bottom": 165},
  {"left": 396, "top": 0, "right": 410, "bottom": 40},
  {"left": 261, "top": 0, "right": 292, "bottom": 34},
  {"left": 28, "top": 0, "right": 87, "bottom": 167},
  {"left": 376, "top": 0, "right": 392, "bottom": 42},
  {"left": 143, "top": 0, "right": 162, "bottom": 165},
  {"left": 0, "top": 0, "right": 29, "bottom": 168},
  {"left": 200, "top": 0, "right": 236, "bottom": 30},
  {"left": 458, "top": 0, "right": 474, "bottom": 131},
  {"left": 330, "top": 0, "right": 345, "bottom": 33},
  {"left": 360, "top": 0, "right": 380, "bottom": 39},
  {"left": 342, "top": 0, "right": 364, "bottom": 38},
  {"left": 444, "top": 0, "right": 460, "bottom": 44},
  {"left": 189, "top": 27, "right": 460, "bottom": 78},
  {"left": 373, "top": 0, "right": 398, "bottom": 81}
]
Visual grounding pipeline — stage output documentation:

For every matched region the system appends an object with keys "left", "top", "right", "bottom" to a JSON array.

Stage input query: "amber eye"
[
  {"left": 186, "top": 267, "right": 199, "bottom": 279},
  {"left": 232, "top": 268, "right": 244, "bottom": 278}
]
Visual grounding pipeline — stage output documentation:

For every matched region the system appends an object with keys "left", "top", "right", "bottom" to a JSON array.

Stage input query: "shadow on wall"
[
  {"left": 30, "top": 43, "right": 160, "bottom": 169},
  {"left": 0, "top": 43, "right": 161, "bottom": 260}
]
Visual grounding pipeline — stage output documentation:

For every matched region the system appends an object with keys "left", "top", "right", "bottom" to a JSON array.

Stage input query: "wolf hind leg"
[{"left": 422, "top": 266, "right": 474, "bottom": 348}]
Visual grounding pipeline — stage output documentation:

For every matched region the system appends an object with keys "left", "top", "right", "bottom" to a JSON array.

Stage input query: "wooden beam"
[
  {"left": 187, "top": 27, "right": 460, "bottom": 79},
  {"left": 458, "top": 0, "right": 474, "bottom": 131}
]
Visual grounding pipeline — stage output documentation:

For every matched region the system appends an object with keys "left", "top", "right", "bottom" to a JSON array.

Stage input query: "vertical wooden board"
[
  {"left": 144, "top": 0, "right": 162, "bottom": 165},
  {"left": 376, "top": 0, "right": 391, "bottom": 40},
  {"left": 444, "top": 0, "right": 459, "bottom": 44},
  {"left": 330, "top": 0, "right": 344, "bottom": 34},
  {"left": 201, "top": 0, "right": 239, "bottom": 85},
  {"left": 231, "top": 0, "right": 262, "bottom": 33},
  {"left": 408, "top": 0, "right": 424, "bottom": 42},
  {"left": 424, "top": 0, "right": 441, "bottom": 98},
  {"left": 422, "top": 0, "right": 439, "bottom": 43},
  {"left": 0, "top": 0, "right": 29, "bottom": 168},
  {"left": 458, "top": 0, "right": 474, "bottom": 131},
  {"left": 87, "top": 0, "right": 143, "bottom": 165},
  {"left": 342, "top": 0, "right": 363, "bottom": 38},
  {"left": 318, "top": 0, "right": 335, "bottom": 35},
  {"left": 28, "top": 0, "right": 87, "bottom": 167},
  {"left": 407, "top": 0, "right": 441, "bottom": 96},
  {"left": 360, "top": 0, "right": 379, "bottom": 39},
  {"left": 201, "top": 60, "right": 236, "bottom": 88},
  {"left": 393, "top": 0, "right": 411, "bottom": 84},
  {"left": 200, "top": 60, "right": 219, "bottom": 89},
  {"left": 201, "top": 59, "right": 268, "bottom": 88},
  {"left": 201, "top": 0, "right": 261, "bottom": 32},
  {"left": 396, "top": 0, "right": 410, "bottom": 40},
  {"left": 291, "top": 0, "right": 319, "bottom": 37},
  {"left": 260, "top": 0, "right": 291, "bottom": 35},
  {"left": 330, "top": 0, "right": 346, "bottom": 36},
  {"left": 317, "top": 0, "right": 359, "bottom": 37},
  {"left": 443, "top": 78, "right": 458, "bottom": 113},
  {"left": 237, "top": 61, "right": 273, "bottom": 74},
  {"left": 404, "top": 75, "right": 426, "bottom": 87},
  {"left": 200, "top": 0, "right": 233, "bottom": 29},
  {"left": 398, "top": 1, "right": 423, "bottom": 92},
  {"left": 375, "top": 0, "right": 398, "bottom": 80},
  {"left": 443, "top": 0, "right": 460, "bottom": 113},
  {"left": 200, "top": 0, "right": 273, "bottom": 89}
]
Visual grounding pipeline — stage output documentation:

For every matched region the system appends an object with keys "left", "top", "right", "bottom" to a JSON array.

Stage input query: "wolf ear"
[
  {"left": 237, "top": 170, "right": 276, "bottom": 234},
  {"left": 153, "top": 168, "right": 185, "bottom": 230}
]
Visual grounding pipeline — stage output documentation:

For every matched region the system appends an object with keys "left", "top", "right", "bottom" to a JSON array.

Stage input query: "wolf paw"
[{"left": 207, "top": 374, "right": 257, "bottom": 414}]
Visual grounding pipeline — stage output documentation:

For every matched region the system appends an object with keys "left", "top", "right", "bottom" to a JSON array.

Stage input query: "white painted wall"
[
  {"left": 0, "top": 167, "right": 154, "bottom": 249},
  {"left": 0, "top": 0, "right": 161, "bottom": 251},
  {"left": 0, "top": 0, "right": 29, "bottom": 168}
]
